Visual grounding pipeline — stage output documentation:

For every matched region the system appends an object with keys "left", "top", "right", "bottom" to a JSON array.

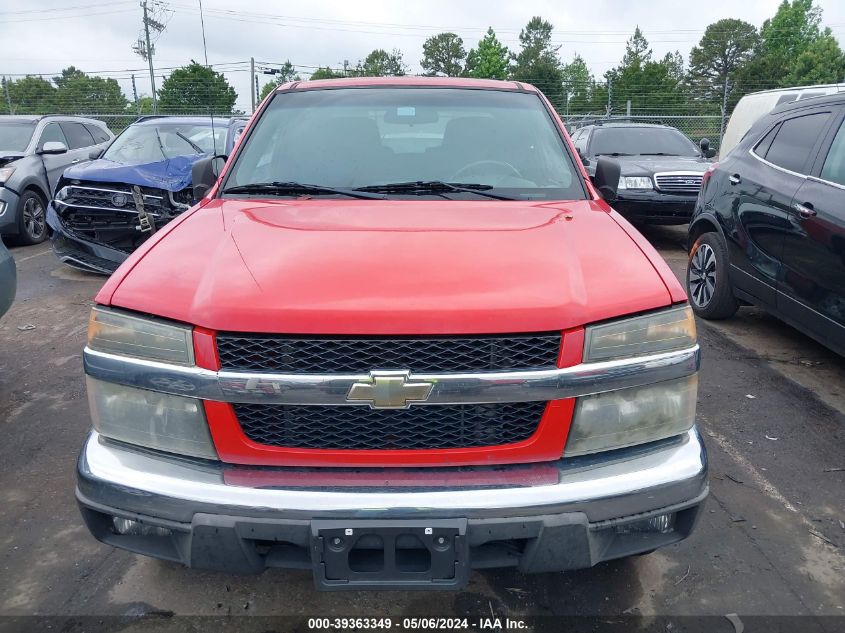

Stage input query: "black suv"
[
  {"left": 571, "top": 121, "right": 715, "bottom": 224},
  {"left": 687, "top": 93, "right": 845, "bottom": 356}
]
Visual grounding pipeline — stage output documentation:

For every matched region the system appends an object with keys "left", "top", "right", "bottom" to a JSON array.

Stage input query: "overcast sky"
[{"left": 2, "top": 0, "right": 845, "bottom": 112}]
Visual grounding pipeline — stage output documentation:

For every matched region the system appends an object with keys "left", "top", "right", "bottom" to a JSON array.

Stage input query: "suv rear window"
[
  {"left": 84, "top": 124, "right": 110, "bottom": 144},
  {"left": 60, "top": 122, "right": 96, "bottom": 149},
  {"left": 762, "top": 113, "right": 831, "bottom": 174}
]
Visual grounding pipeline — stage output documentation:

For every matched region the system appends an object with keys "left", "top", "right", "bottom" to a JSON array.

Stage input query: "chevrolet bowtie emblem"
[{"left": 346, "top": 371, "right": 434, "bottom": 409}]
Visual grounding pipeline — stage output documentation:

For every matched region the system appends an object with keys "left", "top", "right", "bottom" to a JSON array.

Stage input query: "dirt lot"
[{"left": 0, "top": 226, "right": 843, "bottom": 629}]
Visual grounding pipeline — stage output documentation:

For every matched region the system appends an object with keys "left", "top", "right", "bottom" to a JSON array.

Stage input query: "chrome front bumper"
[
  {"left": 76, "top": 429, "right": 707, "bottom": 578},
  {"left": 78, "top": 428, "right": 707, "bottom": 523}
]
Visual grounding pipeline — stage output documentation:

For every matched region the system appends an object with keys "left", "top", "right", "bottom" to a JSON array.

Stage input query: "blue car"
[{"left": 47, "top": 116, "right": 246, "bottom": 274}]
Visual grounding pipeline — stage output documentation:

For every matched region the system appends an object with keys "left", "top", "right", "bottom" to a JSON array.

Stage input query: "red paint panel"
[
  {"left": 108, "top": 199, "right": 672, "bottom": 335},
  {"left": 192, "top": 327, "right": 220, "bottom": 370},
  {"left": 205, "top": 398, "right": 575, "bottom": 468},
  {"left": 558, "top": 327, "right": 585, "bottom": 368},
  {"left": 223, "top": 464, "right": 560, "bottom": 488}
]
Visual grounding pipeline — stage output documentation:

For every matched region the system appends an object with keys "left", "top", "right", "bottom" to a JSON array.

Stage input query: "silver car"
[
  {"left": 0, "top": 239, "right": 15, "bottom": 318},
  {"left": 0, "top": 116, "right": 114, "bottom": 245}
]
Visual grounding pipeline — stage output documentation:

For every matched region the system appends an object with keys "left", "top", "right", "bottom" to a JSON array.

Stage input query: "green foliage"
[
  {"left": 358, "top": 49, "right": 407, "bottom": 76},
  {"left": 157, "top": 61, "right": 237, "bottom": 114},
  {"left": 688, "top": 19, "right": 759, "bottom": 106},
  {"left": 126, "top": 95, "right": 156, "bottom": 114},
  {"left": 421, "top": 32, "right": 466, "bottom": 77},
  {"left": 309, "top": 67, "right": 345, "bottom": 80},
  {"left": 464, "top": 28, "right": 510, "bottom": 80},
  {"left": 510, "top": 17, "right": 564, "bottom": 105},
  {"left": 3, "top": 76, "right": 56, "bottom": 114},
  {"left": 52, "top": 66, "right": 127, "bottom": 114},
  {"left": 259, "top": 60, "right": 301, "bottom": 101},
  {"left": 605, "top": 28, "right": 687, "bottom": 113},
  {"left": 783, "top": 30, "right": 845, "bottom": 85},
  {"left": 560, "top": 54, "right": 594, "bottom": 114}
]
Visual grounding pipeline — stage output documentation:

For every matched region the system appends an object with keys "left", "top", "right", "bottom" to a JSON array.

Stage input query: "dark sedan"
[{"left": 571, "top": 122, "right": 715, "bottom": 225}]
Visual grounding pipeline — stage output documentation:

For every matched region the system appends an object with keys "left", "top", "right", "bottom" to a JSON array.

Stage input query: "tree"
[
  {"left": 464, "top": 27, "right": 510, "bottom": 79},
  {"left": 560, "top": 54, "right": 593, "bottom": 114},
  {"left": 622, "top": 26, "right": 652, "bottom": 69},
  {"left": 157, "top": 61, "right": 237, "bottom": 114},
  {"left": 259, "top": 60, "right": 301, "bottom": 101},
  {"left": 510, "top": 17, "right": 564, "bottom": 105},
  {"left": 605, "top": 28, "right": 686, "bottom": 113},
  {"left": 53, "top": 66, "right": 127, "bottom": 113},
  {"left": 359, "top": 49, "right": 407, "bottom": 76},
  {"left": 309, "top": 67, "right": 345, "bottom": 80},
  {"left": 783, "top": 30, "right": 845, "bottom": 85},
  {"left": 421, "top": 32, "right": 466, "bottom": 77},
  {"left": 4, "top": 76, "right": 56, "bottom": 114},
  {"left": 688, "top": 19, "right": 759, "bottom": 108}
]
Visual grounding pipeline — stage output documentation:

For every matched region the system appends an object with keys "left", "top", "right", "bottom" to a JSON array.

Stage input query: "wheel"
[
  {"left": 14, "top": 190, "right": 48, "bottom": 245},
  {"left": 687, "top": 232, "right": 739, "bottom": 319}
]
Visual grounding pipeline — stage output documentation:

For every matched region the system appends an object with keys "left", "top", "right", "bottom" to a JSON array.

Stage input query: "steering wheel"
[{"left": 451, "top": 159, "right": 523, "bottom": 181}]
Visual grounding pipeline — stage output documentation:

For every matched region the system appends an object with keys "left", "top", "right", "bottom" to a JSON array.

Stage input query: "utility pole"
[
  {"left": 606, "top": 78, "right": 613, "bottom": 118},
  {"left": 131, "top": 74, "right": 139, "bottom": 113},
  {"left": 343, "top": 59, "right": 349, "bottom": 77},
  {"left": 142, "top": 1, "right": 157, "bottom": 113},
  {"left": 250, "top": 57, "right": 256, "bottom": 112},
  {"left": 133, "top": 1, "right": 166, "bottom": 113},
  {"left": 254, "top": 75, "right": 259, "bottom": 107}
]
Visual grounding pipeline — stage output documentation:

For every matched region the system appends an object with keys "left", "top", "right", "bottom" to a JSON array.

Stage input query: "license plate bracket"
[{"left": 311, "top": 519, "right": 469, "bottom": 591}]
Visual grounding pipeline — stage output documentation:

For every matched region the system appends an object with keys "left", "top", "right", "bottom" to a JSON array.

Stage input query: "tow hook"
[{"left": 132, "top": 185, "right": 156, "bottom": 234}]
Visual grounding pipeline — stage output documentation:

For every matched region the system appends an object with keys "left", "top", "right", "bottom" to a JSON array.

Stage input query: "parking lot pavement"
[{"left": 0, "top": 235, "right": 843, "bottom": 621}]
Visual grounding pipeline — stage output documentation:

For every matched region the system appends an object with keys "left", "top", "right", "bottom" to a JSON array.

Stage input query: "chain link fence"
[
  {"left": 47, "top": 111, "right": 727, "bottom": 150},
  {"left": 563, "top": 114, "right": 725, "bottom": 150}
]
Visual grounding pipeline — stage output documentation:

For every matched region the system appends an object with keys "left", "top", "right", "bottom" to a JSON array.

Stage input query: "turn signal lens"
[
  {"left": 584, "top": 305, "right": 696, "bottom": 362},
  {"left": 87, "top": 307, "right": 194, "bottom": 365}
]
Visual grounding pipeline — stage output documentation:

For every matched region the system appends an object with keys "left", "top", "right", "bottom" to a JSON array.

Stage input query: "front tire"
[
  {"left": 15, "top": 190, "right": 48, "bottom": 245},
  {"left": 687, "top": 232, "right": 739, "bottom": 320}
]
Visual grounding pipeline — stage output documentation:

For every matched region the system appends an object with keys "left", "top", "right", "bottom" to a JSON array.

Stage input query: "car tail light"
[{"left": 701, "top": 162, "right": 718, "bottom": 188}]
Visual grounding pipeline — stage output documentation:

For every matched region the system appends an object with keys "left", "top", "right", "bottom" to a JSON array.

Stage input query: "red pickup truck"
[{"left": 77, "top": 77, "right": 706, "bottom": 590}]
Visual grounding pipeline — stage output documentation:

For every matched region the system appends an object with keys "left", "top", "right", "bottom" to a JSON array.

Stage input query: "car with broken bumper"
[
  {"left": 76, "top": 77, "right": 707, "bottom": 590},
  {"left": 47, "top": 116, "right": 241, "bottom": 274}
]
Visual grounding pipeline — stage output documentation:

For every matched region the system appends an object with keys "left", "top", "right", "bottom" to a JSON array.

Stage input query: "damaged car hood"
[{"left": 61, "top": 154, "right": 206, "bottom": 191}]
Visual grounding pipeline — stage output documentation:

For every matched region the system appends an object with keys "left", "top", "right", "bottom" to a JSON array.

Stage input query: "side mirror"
[
  {"left": 89, "top": 148, "right": 103, "bottom": 160},
  {"left": 593, "top": 157, "right": 621, "bottom": 204},
  {"left": 700, "top": 138, "right": 716, "bottom": 158},
  {"left": 705, "top": 148, "right": 717, "bottom": 159},
  {"left": 39, "top": 141, "right": 68, "bottom": 155},
  {"left": 192, "top": 154, "right": 228, "bottom": 200}
]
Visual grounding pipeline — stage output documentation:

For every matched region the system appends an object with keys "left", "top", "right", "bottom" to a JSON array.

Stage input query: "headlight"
[
  {"left": 584, "top": 305, "right": 696, "bottom": 362},
  {"left": 87, "top": 377, "right": 217, "bottom": 459},
  {"left": 565, "top": 375, "right": 697, "bottom": 456},
  {"left": 0, "top": 166, "right": 15, "bottom": 184},
  {"left": 618, "top": 176, "right": 653, "bottom": 190},
  {"left": 88, "top": 307, "right": 194, "bottom": 365},
  {"left": 55, "top": 185, "right": 70, "bottom": 202}
]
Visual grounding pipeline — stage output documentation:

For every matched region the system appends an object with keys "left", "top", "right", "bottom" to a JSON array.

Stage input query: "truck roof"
[{"left": 278, "top": 76, "right": 533, "bottom": 92}]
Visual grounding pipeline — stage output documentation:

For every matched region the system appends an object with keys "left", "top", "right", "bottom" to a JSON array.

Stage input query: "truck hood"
[
  {"left": 62, "top": 154, "right": 205, "bottom": 192},
  {"left": 104, "top": 199, "right": 678, "bottom": 334},
  {"left": 612, "top": 155, "right": 711, "bottom": 175}
]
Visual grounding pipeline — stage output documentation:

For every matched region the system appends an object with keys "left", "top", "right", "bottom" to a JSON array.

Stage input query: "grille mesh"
[
  {"left": 234, "top": 402, "right": 547, "bottom": 450},
  {"left": 216, "top": 334, "right": 561, "bottom": 373},
  {"left": 654, "top": 174, "right": 703, "bottom": 194}
]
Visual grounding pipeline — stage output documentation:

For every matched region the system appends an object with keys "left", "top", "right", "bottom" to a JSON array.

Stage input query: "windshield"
[
  {"left": 590, "top": 127, "right": 700, "bottom": 157},
  {"left": 0, "top": 121, "right": 36, "bottom": 152},
  {"left": 224, "top": 88, "right": 586, "bottom": 200},
  {"left": 103, "top": 121, "right": 226, "bottom": 164}
]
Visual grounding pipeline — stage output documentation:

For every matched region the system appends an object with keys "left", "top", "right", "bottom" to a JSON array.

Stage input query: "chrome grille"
[
  {"left": 58, "top": 183, "right": 166, "bottom": 215},
  {"left": 216, "top": 333, "right": 562, "bottom": 373},
  {"left": 654, "top": 173, "right": 704, "bottom": 194},
  {"left": 234, "top": 401, "right": 547, "bottom": 450}
]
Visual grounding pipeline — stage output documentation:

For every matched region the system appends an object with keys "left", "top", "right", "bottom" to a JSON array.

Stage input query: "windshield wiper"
[
  {"left": 355, "top": 181, "right": 518, "bottom": 201},
  {"left": 639, "top": 152, "right": 682, "bottom": 156},
  {"left": 221, "top": 181, "right": 386, "bottom": 200},
  {"left": 594, "top": 152, "right": 633, "bottom": 157},
  {"left": 175, "top": 131, "right": 204, "bottom": 154}
]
